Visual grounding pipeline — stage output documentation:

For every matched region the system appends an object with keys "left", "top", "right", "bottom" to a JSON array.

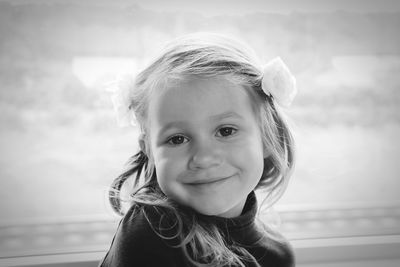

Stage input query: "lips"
[{"left": 186, "top": 175, "right": 233, "bottom": 185}]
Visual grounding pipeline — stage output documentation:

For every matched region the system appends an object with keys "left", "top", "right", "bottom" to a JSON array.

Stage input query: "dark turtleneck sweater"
[{"left": 99, "top": 192, "right": 294, "bottom": 267}]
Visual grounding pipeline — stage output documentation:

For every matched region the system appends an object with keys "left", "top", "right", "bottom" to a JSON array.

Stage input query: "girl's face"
[{"left": 144, "top": 77, "right": 267, "bottom": 218}]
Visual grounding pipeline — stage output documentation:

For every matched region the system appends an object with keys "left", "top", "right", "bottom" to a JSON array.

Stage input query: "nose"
[{"left": 188, "top": 139, "right": 222, "bottom": 170}]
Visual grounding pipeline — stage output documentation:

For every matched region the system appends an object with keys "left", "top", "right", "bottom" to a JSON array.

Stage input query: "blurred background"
[{"left": 0, "top": 0, "right": 399, "bottom": 264}]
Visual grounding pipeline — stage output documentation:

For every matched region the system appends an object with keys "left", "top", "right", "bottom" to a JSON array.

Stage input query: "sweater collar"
[
  {"left": 149, "top": 191, "right": 263, "bottom": 246},
  {"left": 197, "top": 191, "right": 258, "bottom": 231}
]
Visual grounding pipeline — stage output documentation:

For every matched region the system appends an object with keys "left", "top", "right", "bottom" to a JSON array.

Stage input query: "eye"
[
  {"left": 166, "top": 135, "right": 188, "bottom": 146},
  {"left": 217, "top": 126, "right": 237, "bottom": 137}
]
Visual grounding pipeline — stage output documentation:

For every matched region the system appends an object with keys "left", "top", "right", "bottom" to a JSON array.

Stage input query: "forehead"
[{"left": 147, "top": 77, "right": 258, "bottom": 128}]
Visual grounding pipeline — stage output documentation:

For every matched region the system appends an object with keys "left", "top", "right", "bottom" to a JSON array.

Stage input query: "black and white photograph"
[{"left": 0, "top": 0, "right": 399, "bottom": 266}]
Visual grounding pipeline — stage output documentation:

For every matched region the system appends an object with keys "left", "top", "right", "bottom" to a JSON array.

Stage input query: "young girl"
[{"left": 100, "top": 32, "right": 297, "bottom": 267}]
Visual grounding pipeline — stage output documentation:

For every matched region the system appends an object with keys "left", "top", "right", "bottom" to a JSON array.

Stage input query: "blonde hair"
[{"left": 109, "top": 32, "right": 295, "bottom": 266}]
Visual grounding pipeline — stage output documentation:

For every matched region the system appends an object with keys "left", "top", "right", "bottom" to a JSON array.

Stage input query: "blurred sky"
[
  {"left": 3, "top": 0, "right": 400, "bottom": 15},
  {"left": 80, "top": 0, "right": 400, "bottom": 15},
  {"left": 0, "top": 0, "right": 399, "bottom": 220}
]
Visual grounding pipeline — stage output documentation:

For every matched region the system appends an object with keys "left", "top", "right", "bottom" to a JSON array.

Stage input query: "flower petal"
[
  {"left": 261, "top": 57, "right": 297, "bottom": 108},
  {"left": 106, "top": 74, "right": 137, "bottom": 127}
]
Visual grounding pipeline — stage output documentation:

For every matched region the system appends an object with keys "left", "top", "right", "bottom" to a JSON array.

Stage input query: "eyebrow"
[
  {"left": 209, "top": 111, "right": 244, "bottom": 121},
  {"left": 159, "top": 111, "right": 244, "bottom": 132}
]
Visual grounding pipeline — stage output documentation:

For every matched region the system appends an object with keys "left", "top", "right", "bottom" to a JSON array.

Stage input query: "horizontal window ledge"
[
  {"left": 0, "top": 251, "right": 104, "bottom": 267},
  {"left": 0, "top": 204, "right": 399, "bottom": 265},
  {"left": 264, "top": 203, "right": 400, "bottom": 240},
  {"left": 293, "top": 234, "right": 400, "bottom": 264},
  {"left": 1, "top": 235, "right": 399, "bottom": 267}
]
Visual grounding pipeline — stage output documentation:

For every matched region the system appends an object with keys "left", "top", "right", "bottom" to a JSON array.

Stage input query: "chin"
[{"left": 192, "top": 201, "right": 238, "bottom": 218}]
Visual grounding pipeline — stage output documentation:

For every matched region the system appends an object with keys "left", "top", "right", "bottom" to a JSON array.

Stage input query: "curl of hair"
[{"left": 109, "top": 32, "right": 295, "bottom": 267}]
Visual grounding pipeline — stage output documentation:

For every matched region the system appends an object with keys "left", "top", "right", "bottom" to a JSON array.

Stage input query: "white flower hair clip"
[
  {"left": 106, "top": 74, "right": 137, "bottom": 127},
  {"left": 261, "top": 57, "right": 297, "bottom": 108}
]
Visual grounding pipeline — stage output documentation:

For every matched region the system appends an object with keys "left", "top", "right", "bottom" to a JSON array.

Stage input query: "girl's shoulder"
[
  {"left": 256, "top": 221, "right": 295, "bottom": 267},
  {"left": 99, "top": 204, "right": 184, "bottom": 267}
]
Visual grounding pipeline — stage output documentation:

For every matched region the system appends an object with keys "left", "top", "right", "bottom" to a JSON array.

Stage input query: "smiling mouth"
[{"left": 186, "top": 175, "right": 233, "bottom": 185}]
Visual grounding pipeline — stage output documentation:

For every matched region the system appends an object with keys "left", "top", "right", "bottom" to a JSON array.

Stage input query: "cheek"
[
  {"left": 246, "top": 147, "right": 265, "bottom": 176},
  {"left": 238, "top": 137, "right": 265, "bottom": 179},
  {"left": 152, "top": 153, "right": 185, "bottom": 192}
]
